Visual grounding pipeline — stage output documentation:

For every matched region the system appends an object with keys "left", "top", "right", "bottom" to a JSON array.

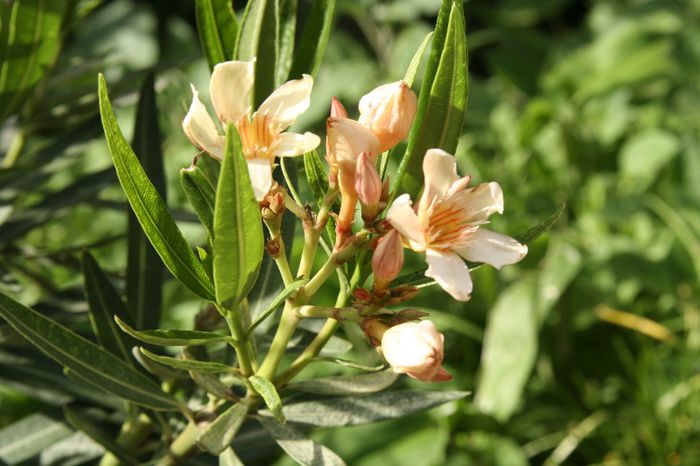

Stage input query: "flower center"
[
  {"left": 236, "top": 113, "right": 276, "bottom": 159},
  {"left": 425, "top": 193, "right": 480, "bottom": 250}
]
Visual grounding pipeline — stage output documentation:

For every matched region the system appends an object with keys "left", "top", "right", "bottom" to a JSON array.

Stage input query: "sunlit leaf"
[{"left": 195, "top": 0, "right": 238, "bottom": 70}]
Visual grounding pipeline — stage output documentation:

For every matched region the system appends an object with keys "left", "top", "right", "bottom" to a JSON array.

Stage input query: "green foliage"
[
  {"left": 195, "top": 0, "right": 238, "bottom": 70},
  {"left": 197, "top": 402, "right": 249, "bottom": 455}
]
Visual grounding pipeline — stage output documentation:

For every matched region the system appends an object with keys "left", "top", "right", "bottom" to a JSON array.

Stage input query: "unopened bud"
[
  {"left": 359, "top": 81, "right": 417, "bottom": 153},
  {"left": 372, "top": 229, "right": 404, "bottom": 289},
  {"left": 381, "top": 320, "right": 451, "bottom": 383},
  {"left": 330, "top": 97, "right": 348, "bottom": 119},
  {"left": 355, "top": 152, "right": 382, "bottom": 219}
]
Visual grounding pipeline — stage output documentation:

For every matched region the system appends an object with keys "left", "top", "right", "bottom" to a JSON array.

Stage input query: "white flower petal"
[
  {"left": 425, "top": 248, "right": 472, "bottom": 301},
  {"left": 382, "top": 322, "right": 436, "bottom": 369},
  {"left": 272, "top": 131, "right": 320, "bottom": 157},
  {"left": 246, "top": 157, "right": 273, "bottom": 201},
  {"left": 386, "top": 194, "right": 425, "bottom": 250},
  {"left": 464, "top": 182, "right": 504, "bottom": 219},
  {"left": 422, "top": 148, "right": 459, "bottom": 198},
  {"left": 358, "top": 82, "right": 397, "bottom": 120},
  {"left": 257, "top": 74, "right": 313, "bottom": 129},
  {"left": 326, "top": 117, "right": 380, "bottom": 168},
  {"left": 454, "top": 228, "right": 527, "bottom": 269},
  {"left": 210, "top": 60, "right": 254, "bottom": 124},
  {"left": 182, "top": 85, "right": 225, "bottom": 159}
]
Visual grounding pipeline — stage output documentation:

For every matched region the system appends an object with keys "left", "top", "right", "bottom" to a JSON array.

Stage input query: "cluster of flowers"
[{"left": 182, "top": 60, "right": 527, "bottom": 383}]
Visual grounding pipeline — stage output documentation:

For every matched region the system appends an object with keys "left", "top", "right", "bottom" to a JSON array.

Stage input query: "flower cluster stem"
[
  {"left": 155, "top": 422, "right": 200, "bottom": 466},
  {"left": 222, "top": 305, "right": 255, "bottom": 376},
  {"left": 99, "top": 413, "right": 153, "bottom": 466},
  {"left": 255, "top": 302, "right": 300, "bottom": 380}
]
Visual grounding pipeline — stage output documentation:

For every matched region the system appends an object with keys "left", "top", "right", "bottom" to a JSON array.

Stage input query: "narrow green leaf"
[
  {"left": 272, "top": 390, "right": 468, "bottom": 427},
  {"left": 249, "top": 375, "right": 285, "bottom": 423},
  {"left": 513, "top": 203, "right": 566, "bottom": 244},
  {"left": 63, "top": 406, "right": 137, "bottom": 464},
  {"left": 288, "top": 0, "right": 336, "bottom": 78},
  {"left": 127, "top": 72, "right": 167, "bottom": 330},
  {"left": 82, "top": 251, "right": 137, "bottom": 365},
  {"left": 180, "top": 164, "right": 217, "bottom": 240},
  {"left": 403, "top": 31, "right": 434, "bottom": 87},
  {"left": 219, "top": 447, "right": 245, "bottom": 466},
  {"left": 287, "top": 370, "right": 399, "bottom": 396},
  {"left": 131, "top": 347, "right": 189, "bottom": 380},
  {"left": 236, "top": 0, "right": 278, "bottom": 106},
  {"left": 213, "top": 126, "right": 264, "bottom": 304},
  {"left": 0, "top": 413, "right": 72, "bottom": 464},
  {"left": 115, "top": 315, "right": 234, "bottom": 346},
  {"left": 0, "top": 0, "right": 66, "bottom": 123},
  {"left": 98, "top": 74, "right": 215, "bottom": 301},
  {"left": 195, "top": 0, "right": 238, "bottom": 70},
  {"left": 258, "top": 417, "right": 346, "bottom": 466},
  {"left": 197, "top": 402, "right": 249, "bottom": 455},
  {"left": 140, "top": 347, "right": 235, "bottom": 373},
  {"left": 247, "top": 278, "right": 306, "bottom": 336},
  {"left": 0, "top": 291, "right": 180, "bottom": 410},
  {"left": 392, "top": 0, "right": 468, "bottom": 200},
  {"left": 191, "top": 370, "right": 238, "bottom": 401},
  {"left": 276, "top": 0, "right": 297, "bottom": 86},
  {"left": 303, "top": 150, "right": 329, "bottom": 206}
]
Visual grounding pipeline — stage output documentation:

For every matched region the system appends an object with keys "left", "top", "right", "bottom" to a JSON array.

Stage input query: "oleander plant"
[{"left": 3, "top": 0, "right": 700, "bottom": 465}]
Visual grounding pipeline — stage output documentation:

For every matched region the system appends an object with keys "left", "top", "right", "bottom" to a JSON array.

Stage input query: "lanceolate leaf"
[
  {"left": 98, "top": 74, "right": 215, "bottom": 301},
  {"left": 249, "top": 375, "right": 285, "bottom": 423},
  {"left": 0, "top": 413, "right": 72, "bottom": 464},
  {"left": 276, "top": 0, "right": 297, "bottom": 86},
  {"left": 287, "top": 370, "right": 399, "bottom": 396},
  {"left": 270, "top": 390, "right": 468, "bottom": 427},
  {"left": 0, "top": 291, "right": 180, "bottom": 410},
  {"left": 514, "top": 203, "right": 566, "bottom": 244},
  {"left": 288, "top": 0, "right": 336, "bottom": 78},
  {"left": 180, "top": 163, "right": 217, "bottom": 240},
  {"left": 236, "top": 0, "right": 278, "bottom": 106},
  {"left": 195, "top": 0, "right": 238, "bottom": 70},
  {"left": 116, "top": 315, "right": 234, "bottom": 346},
  {"left": 258, "top": 417, "right": 346, "bottom": 466},
  {"left": 82, "top": 251, "right": 137, "bottom": 364},
  {"left": 392, "top": 0, "right": 468, "bottom": 200},
  {"left": 127, "top": 72, "right": 166, "bottom": 330},
  {"left": 140, "top": 347, "right": 235, "bottom": 374},
  {"left": 213, "top": 127, "right": 264, "bottom": 304},
  {"left": 303, "top": 150, "right": 329, "bottom": 206},
  {"left": 197, "top": 402, "right": 249, "bottom": 455},
  {"left": 63, "top": 406, "right": 137, "bottom": 464}
]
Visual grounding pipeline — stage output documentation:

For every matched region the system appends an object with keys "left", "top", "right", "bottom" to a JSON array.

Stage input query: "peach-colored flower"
[
  {"left": 355, "top": 152, "right": 382, "bottom": 218},
  {"left": 372, "top": 229, "right": 404, "bottom": 288},
  {"left": 359, "top": 80, "right": 417, "bottom": 153},
  {"left": 183, "top": 60, "right": 320, "bottom": 200},
  {"left": 386, "top": 149, "right": 527, "bottom": 301},
  {"left": 381, "top": 320, "right": 451, "bottom": 382}
]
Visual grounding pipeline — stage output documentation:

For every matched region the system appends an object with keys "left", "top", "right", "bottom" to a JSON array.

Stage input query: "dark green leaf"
[
  {"left": 287, "top": 370, "right": 399, "bottom": 396},
  {"left": 127, "top": 72, "right": 166, "bottom": 330},
  {"left": 195, "top": 0, "right": 238, "bottom": 70},
  {"left": 258, "top": 417, "right": 346, "bottom": 466},
  {"left": 513, "top": 203, "right": 566, "bottom": 244},
  {"left": 303, "top": 150, "right": 329, "bottom": 206},
  {"left": 197, "top": 403, "right": 249, "bottom": 455},
  {"left": 247, "top": 278, "right": 306, "bottom": 336},
  {"left": 213, "top": 126, "right": 264, "bottom": 304},
  {"left": 276, "top": 0, "right": 297, "bottom": 85},
  {"left": 272, "top": 390, "right": 468, "bottom": 426},
  {"left": 140, "top": 347, "right": 235, "bottom": 373},
  {"left": 219, "top": 447, "right": 245, "bottom": 466},
  {"left": 0, "top": 291, "right": 180, "bottom": 410},
  {"left": 403, "top": 31, "right": 434, "bottom": 87},
  {"left": 0, "top": 0, "right": 66, "bottom": 123},
  {"left": 63, "top": 406, "right": 137, "bottom": 464},
  {"left": 392, "top": 0, "right": 468, "bottom": 200},
  {"left": 288, "top": 0, "right": 336, "bottom": 78},
  {"left": 191, "top": 371, "right": 238, "bottom": 401},
  {"left": 116, "top": 315, "right": 234, "bottom": 346},
  {"left": 180, "top": 163, "right": 217, "bottom": 240},
  {"left": 82, "top": 251, "right": 136, "bottom": 364},
  {"left": 249, "top": 375, "right": 285, "bottom": 423},
  {"left": 0, "top": 413, "right": 72, "bottom": 464},
  {"left": 98, "top": 74, "right": 215, "bottom": 301},
  {"left": 236, "top": 0, "right": 277, "bottom": 106}
]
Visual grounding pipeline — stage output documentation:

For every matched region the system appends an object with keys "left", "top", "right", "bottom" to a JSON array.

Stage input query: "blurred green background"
[{"left": 2, "top": 0, "right": 700, "bottom": 464}]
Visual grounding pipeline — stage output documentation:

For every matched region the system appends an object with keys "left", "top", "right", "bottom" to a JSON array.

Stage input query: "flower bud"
[
  {"left": 372, "top": 229, "right": 404, "bottom": 289},
  {"left": 381, "top": 320, "right": 451, "bottom": 383},
  {"left": 359, "top": 81, "right": 417, "bottom": 153},
  {"left": 355, "top": 152, "right": 382, "bottom": 219},
  {"left": 330, "top": 96, "right": 348, "bottom": 119}
]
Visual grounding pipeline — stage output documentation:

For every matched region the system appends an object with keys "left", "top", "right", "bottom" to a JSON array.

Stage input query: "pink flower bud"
[
  {"left": 381, "top": 320, "right": 451, "bottom": 383},
  {"left": 359, "top": 81, "right": 417, "bottom": 153},
  {"left": 355, "top": 152, "right": 382, "bottom": 216},
  {"left": 330, "top": 96, "right": 348, "bottom": 119},
  {"left": 372, "top": 229, "right": 404, "bottom": 288}
]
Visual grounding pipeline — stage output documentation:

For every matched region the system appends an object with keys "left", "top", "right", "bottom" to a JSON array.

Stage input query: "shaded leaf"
[
  {"left": 63, "top": 406, "right": 137, "bottom": 464},
  {"left": 197, "top": 403, "right": 249, "bottom": 455},
  {"left": 140, "top": 347, "right": 235, "bottom": 374},
  {"left": 180, "top": 163, "right": 217, "bottom": 239},
  {"left": 247, "top": 278, "right": 306, "bottom": 336},
  {"left": 196, "top": 0, "right": 238, "bottom": 70},
  {"left": 0, "top": 291, "right": 180, "bottom": 410},
  {"left": 116, "top": 315, "right": 234, "bottom": 346},
  {"left": 0, "top": 413, "right": 72, "bottom": 464},
  {"left": 287, "top": 370, "right": 399, "bottom": 396},
  {"left": 258, "top": 417, "right": 346, "bottom": 466},
  {"left": 249, "top": 375, "right": 285, "bottom": 423},
  {"left": 288, "top": 0, "right": 335, "bottom": 78},
  {"left": 514, "top": 203, "right": 566, "bottom": 245}
]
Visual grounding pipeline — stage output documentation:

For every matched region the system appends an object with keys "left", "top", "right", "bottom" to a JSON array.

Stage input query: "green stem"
[
  {"left": 2, "top": 128, "right": 24, "bottom": 168},
  {"left": 297, "top": 305, "right": 360, "bottom": 321},
  {"left": 297, "top": 186, "right": 338, "bottom": 279},
  {"left": 98, "top": 413, "right": 153, "bottom": 466},
  {"left": 256, "top": 302, "right": 300, "bottom": 380},
  {"left": 156, "top": 422, "right": 201, "bottom": 466},
  {"left": 222, "top": 306, "right": 255, "bottom": 377}
]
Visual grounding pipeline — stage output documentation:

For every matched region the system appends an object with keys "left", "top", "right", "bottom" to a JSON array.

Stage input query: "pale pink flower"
[
  {"left": 381, "top": 320, "right": 451, "bottom": 382},
  {"left": 386, "top": 149, "right": 527, "bottom": 301},
  {"left": 359, "top": 80, "right": 417, "bottom": 153},
  {"left": 183, "top": 60, "right": 320, "bottom": 200},
  {"left": 372, "top": 229, "right": 404, "bottom": 288}
]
